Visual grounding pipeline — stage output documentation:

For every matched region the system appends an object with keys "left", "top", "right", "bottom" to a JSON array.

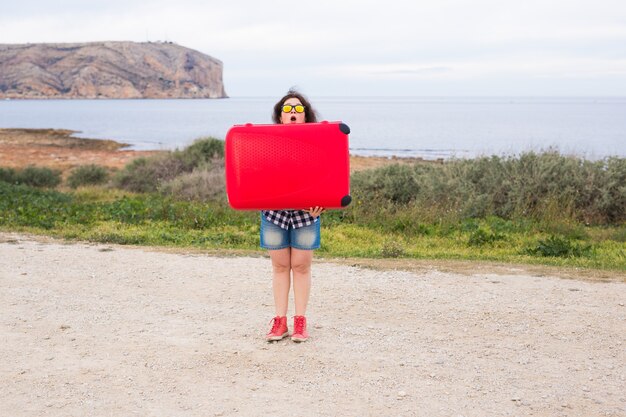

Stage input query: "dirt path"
[{"left": 1, "top": 233, "right": 624, "bottom": 417}]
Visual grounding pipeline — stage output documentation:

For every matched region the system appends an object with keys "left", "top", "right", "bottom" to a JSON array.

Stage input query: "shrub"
[
  {"left": 113, "top": 154, "right": 186, "bottom": 193},
  {"left": 113, "top": 158, "right": 151, "bottom": 192},
  {"left": 0, "top": 167, "right": 18, "bottom": 184},
  {"left": 485, "top": 216, "right": 519, "bottom": 234},
  {"left": 350, "top": 152, "right": 626, "bottom": 226},
  {"left": 12, "top": 166, "right": 62, "bottom": 188},
  {"left": 595, "top": 157, "right": 626, "bottom": 223},
  {"left": 525, "top": 235, "right": 592, "bottom": 258},
  {"left": 182, "top": 137, "right": 224, "bottom": 162},
  {"left": 67, "top": 165, "right": 109, "bottom": 188},
  {"left": 467, "top": 228, "right": 506, "bottom": 246},
  {"left": 351, "top": 163, "right": 426, "bottom": 204},
  {"left": 158, "top": 159, "right": 226, "bottom": 202},
  {"left": 113, "top": 137, "right": 225, "bottom": 193}
]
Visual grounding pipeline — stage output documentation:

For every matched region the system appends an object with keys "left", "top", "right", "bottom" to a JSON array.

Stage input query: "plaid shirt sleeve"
[{"left": 262, "top": 210, "right": 318, "bottom": 230}]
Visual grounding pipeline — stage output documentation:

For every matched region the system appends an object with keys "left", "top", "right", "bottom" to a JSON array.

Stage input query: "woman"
[{"left": 263, "top": 89, "right": 324, "bottom": 343}]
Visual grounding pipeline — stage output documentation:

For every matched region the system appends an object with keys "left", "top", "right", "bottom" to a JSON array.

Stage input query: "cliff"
[{"left": 0, "top": 41, "right": 227, "bottom": 99}]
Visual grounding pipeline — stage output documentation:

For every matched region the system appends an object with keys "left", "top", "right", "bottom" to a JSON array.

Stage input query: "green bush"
[
  {"left": 158, "top": 159, "right": 226, "bottom": 202},
  {"left": 467, "top": 228, "right": 506, "bottom": 247},
  {"left": 597, "top": 157, "right": 626, "bottom": 223},
  {"left": 182, "top": 137, "right": 225, "bottom": 162},
  {"left": 351, "top": 163, "right": 431, "bottom": 204},
  {"left": 67, "top": 165, "right": 110, "bottom": 188},
  {"left": 525, "top": 235, "right": 592, "bottom": 258},
  {"left": 6, "top": 166, "right": 62, "bottom": 188},
  {"left": 113, "top": 155, "right": 182, "bottom": 193},
  {"left": 113, "top": 137, "right": 225, "bottom": 193},
  {"left": 349, "top": 152, "right": 626, "bottom": 226},
  {"left": 0, "top": 167, "right": 18, "bottom": 184}
]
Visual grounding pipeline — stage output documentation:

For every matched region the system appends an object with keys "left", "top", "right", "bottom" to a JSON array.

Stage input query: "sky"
[{"left": 1, "top": 0, "right": 626, "bottom": 97}]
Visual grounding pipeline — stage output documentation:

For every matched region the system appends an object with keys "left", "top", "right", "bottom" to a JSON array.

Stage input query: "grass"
[
  {"left": 320, "top": 223, "right": 624, "bottom": 270},
  {"left": 1, "top": 184, "right": 623, "bottom": 271},
  {"left": 1, "top": 142, "right": 624, "bottom": 273}
]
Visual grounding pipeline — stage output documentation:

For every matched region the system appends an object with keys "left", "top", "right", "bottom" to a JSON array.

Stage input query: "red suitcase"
[{"left": 225, "top": 121, "right": 351, "bottom": 210}]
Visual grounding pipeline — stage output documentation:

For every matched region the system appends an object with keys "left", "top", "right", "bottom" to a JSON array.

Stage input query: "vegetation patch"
[
  {"left": 525, "top": 235, "right": 593, "bottom": 258},
  {"left": 1, "top": 144, "right": 624, "bottom": 271},
  {"left": 67, "top": 164, "right": 110, "bottom": 188},
  {"left": 0, "top": 166, "right": 61, "bottom": 188}
]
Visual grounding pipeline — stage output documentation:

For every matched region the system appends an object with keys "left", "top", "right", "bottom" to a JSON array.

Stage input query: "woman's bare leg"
[
  {"left": 291, "top": 248, "right": 313, "bottom": 316},
  {"left": 269, "top": 248, "right": 291, "bottom": 316}
]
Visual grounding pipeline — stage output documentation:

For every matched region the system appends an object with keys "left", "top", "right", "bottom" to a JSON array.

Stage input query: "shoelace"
[
  {"left": 269, "top": 316, "right": 283, "bottom": 333},
  {"left": 293, "top": 316, "right": 305, "bottom": 334}
]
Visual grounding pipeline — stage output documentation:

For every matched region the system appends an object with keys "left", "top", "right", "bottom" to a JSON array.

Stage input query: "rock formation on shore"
[{"left": 0, "top": 41, "right": 227, "bottom": 99}]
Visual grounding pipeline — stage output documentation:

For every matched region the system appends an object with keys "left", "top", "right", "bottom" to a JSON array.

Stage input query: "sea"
[{"left": 0, "top": 96, "right": 624, "bottom": 160}]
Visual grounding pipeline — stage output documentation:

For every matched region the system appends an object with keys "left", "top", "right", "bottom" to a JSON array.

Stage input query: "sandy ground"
[
  {"left": 0, "top": 128, "right": 162, "bottom": 173},
  {"left": 1, "top": 232, "right": 625, "bottom": 417}
]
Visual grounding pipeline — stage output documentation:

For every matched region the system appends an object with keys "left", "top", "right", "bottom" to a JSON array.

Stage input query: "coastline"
[
  {"left": 0, "top": 128, "right": 437, "bottom": 174},
  {"left": 0, "top": 128, "right": 174, "bottom": 174}
]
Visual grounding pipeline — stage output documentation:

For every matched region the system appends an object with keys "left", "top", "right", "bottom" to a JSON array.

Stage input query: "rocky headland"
[{"left": 0, "top": 41, "right": 227, "bottom": 99}]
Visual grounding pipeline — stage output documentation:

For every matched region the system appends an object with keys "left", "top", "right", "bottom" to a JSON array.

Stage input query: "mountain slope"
[{"left": 0, "top": 41, "right": 227, "bottom": 99}]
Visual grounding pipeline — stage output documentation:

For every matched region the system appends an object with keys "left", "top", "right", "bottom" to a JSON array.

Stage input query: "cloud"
[
  {"left": 365, "top": 67, "right": 452, "bottom": 76},
  {"left": 1, "top": 0, "right": 626, "bottom": 95},
  {"left": 315, "top": 56, "right": 626, "bottom": 81}
]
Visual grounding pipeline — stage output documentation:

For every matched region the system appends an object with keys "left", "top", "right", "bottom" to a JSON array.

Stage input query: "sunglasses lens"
[{"left": 282, "top": 104, "right": 305, "bottom": 113}]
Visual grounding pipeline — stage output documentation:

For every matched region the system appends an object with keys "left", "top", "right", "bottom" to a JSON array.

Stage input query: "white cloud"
[
  {"left": 1, "top": 0, "right": 625, "bottom": 95},
  {"left": 314, "top": 55, "right": 626, "bottom": 80}
]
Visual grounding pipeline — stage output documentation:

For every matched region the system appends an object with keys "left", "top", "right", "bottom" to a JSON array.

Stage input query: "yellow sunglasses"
[{"left": 282, "top": 104, "right": 305, "bottom": 113}]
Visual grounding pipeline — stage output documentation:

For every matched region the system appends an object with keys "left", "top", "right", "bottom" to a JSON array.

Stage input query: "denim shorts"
[{"left": 260, "top": 214, "right": 321, "bottom": 250}]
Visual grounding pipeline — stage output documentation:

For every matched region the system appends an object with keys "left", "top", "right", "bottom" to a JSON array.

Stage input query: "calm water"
[{"left": 0, "top": 97, "right": 624, "bottom": 159}]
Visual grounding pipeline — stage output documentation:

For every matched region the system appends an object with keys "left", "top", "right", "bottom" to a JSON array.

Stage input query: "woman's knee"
[
  {"left": 291, "top": 248, "right": 313, "bottom": 275},
  {"left": 272, "top": 260, "right": 291, "bottom": 274},
  {"left": 291, "top": 260, "right": 311, "bottom": 275},
  {"left": 269, "top": 248, "right": 291, "bottom": 274}
]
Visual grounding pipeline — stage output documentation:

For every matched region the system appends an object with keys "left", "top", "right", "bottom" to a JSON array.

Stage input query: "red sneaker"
[
  {"left": 291, "top": 316, "right": 309, "bottom": 342},
  {"left": 266, "top": 316, "right": 288, "bottom": 341}
]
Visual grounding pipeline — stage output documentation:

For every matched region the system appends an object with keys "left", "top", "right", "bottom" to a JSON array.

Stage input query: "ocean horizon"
[{"left": 1, "top": 96, "right": 624, "bottom": 160}]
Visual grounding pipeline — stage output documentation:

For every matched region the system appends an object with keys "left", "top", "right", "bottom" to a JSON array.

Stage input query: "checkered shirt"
[{"left": 262, "top": 210, "right": 318, "bottom": 230}]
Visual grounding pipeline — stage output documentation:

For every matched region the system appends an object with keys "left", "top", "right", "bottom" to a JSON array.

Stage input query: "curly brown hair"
[{"left": 271, "top": 88, "right": 318, "bottom": 124}]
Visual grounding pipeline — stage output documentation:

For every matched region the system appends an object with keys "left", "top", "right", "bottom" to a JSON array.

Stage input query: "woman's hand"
[{"left": 304, "top": 206, "right": 325, "bottom": 218}]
